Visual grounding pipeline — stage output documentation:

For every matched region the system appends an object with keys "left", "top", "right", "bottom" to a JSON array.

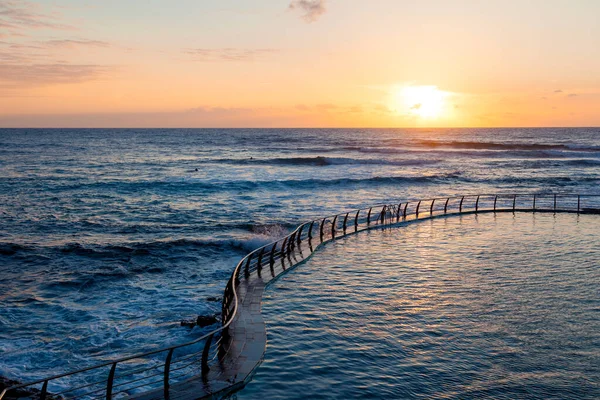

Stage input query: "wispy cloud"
[
  {"left": 0, "top": 40, "right": 48, "bottom": 63},
  {"left": 0, "top": 48, "right": 36, "bottom": 63},
  {"left": 0, "top": 0, "right": 72, "bottom": 33},
  {"left": 554, "top": 89, "right": 563, "bottom": 93},
  {"left": 42, "top": 39, "right": 111, "bottom": 48},
  {"left": 0, "top": 35, "right": 115, "bottom": 88},
  {"left": 289, "top": 0, "right": 326, "bottom": 23},
  {"left": 1, "top": 38, "right": 112, "bottom": 55},
  {"left": 183, "top": 48, "right": 278, "bottom": 62},
  {"left": 0, "top": 63, "right": 111, "bottom": 88},
  {"left": 567, "top": 93, "right": 578, "bottom": 97}
]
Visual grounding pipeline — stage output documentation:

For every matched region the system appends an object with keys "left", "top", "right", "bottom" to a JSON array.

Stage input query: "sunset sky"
[{"left": 1, "top": 0, "right": 599, "bottom": 128}]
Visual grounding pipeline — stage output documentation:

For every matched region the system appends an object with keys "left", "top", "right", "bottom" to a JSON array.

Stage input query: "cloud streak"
[
  {"left": 183, "top": 48, "right": 278, "bottom": 62},
  {"left": 0, "top": 0, "right": 72, "bottom": 32},
  {"left": 289, "top": 0, "right": 326, "bottom": 22},
  {"left": 0, "top": 63, "right": 111, "bottom": 88},
  {"left": 0, "top": 36, "right": 114, "bottom": 87},
  {"left": 42, "top": 39, "right": 111, "bottom": 48}
]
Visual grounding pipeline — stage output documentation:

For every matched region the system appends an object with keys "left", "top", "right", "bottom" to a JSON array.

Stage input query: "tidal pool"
[{"left": 235, "top": 212, "right": 600, "bottom": 399}]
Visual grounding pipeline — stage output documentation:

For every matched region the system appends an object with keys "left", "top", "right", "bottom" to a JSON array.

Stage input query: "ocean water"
[
  {"left": 237, "top": 213, "right": 600, "bottom": 399},
  {"left": 0, "top": 128, "right": 599, "bottom": 386}
]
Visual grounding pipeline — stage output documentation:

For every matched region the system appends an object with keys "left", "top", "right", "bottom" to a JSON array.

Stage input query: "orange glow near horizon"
[{"left": 0, "top": 1, "right": 599, "bottom": 128}]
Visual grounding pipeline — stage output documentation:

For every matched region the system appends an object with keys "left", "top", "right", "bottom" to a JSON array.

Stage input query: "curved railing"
[
  {"left": 2, "top": 193, "right": 599, "bottom": 399},
  {"left": 229, "top": 193, "right": 600, "bottom": 284}
]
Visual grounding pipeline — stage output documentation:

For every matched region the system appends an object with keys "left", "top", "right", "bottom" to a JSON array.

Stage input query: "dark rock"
[
  {"left": 206, "top": 296, "right": 220, "bottom": 302},
  {"left": 180, "top": 319, "right": 196, "bottom": 328},
  {"left": 1, "top": 376, "right": 62, "bottom": 399},
  {"left": 0, "top": 377, "right": 21, "bottom": 392},
  {"left": 180, "top": 314, "right": 219, "bottom": 328},
  {"left": 196, "top": 314, "right": 218, "bottom": 327}
]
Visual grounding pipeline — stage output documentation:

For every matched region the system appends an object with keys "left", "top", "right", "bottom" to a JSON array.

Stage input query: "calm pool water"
[{"left": 235, "top": 212, "right": 600, "bottom": 399}]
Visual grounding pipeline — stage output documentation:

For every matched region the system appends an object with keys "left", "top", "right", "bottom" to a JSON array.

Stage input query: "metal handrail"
[{"left": 2, "top": 193, "right": 599, "bottom": 399}]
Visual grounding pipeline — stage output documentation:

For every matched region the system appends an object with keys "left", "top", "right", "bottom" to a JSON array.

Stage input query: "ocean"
[{"left": 1, "top": 128, "right": 599, "bottom": 386}]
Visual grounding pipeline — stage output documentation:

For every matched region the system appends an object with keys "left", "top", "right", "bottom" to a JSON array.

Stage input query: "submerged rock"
[
  {"left": 180, "top": 319, "right": 196, "bottom": 328},
  {"left": 180, "top": 314, "right": 219, "bottom": 328},
  {"left": 206, "top": 296, "right": 220, "bottom": 302},
  {"left": 196, "top": 314, "right": 218, "bottom": 327}
]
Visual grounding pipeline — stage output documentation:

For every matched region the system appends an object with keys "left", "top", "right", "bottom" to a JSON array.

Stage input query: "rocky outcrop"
[
  {"left": 0, "top": 377, "right": 62, "bottom": 399},
  {"left": 180, "top": 314, "right": 219, "bottom": 328}
]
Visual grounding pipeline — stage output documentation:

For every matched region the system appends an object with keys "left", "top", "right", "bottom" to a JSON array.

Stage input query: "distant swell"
[
  {"left": 204, "top": 156, "right": 439, "bottom": 167},
  {"left": 54, "top": 174, "right": 458, "bottom": 193},
  {"left": 564, "top": 159, "right": 600, "bottom": 167},
  {"left": 207, "top": 175, "right": 456, "bottom": 190},
  {"left": 416, "top": 140, "right": 600, "bottom": 152}
]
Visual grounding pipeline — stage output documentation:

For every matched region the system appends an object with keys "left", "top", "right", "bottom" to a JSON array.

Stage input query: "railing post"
[
  {"left": 244, "top": 256, "right": 252, "bottom": 281},
  {"left": 533, "top": 194, "right": 536, "bottom": 211},
  {"left": 415, "top": 201, "right": 421, "bottom": 218},
  {"left": 320, "top": 218, "right": 326, "bottom": 242},
  {"left": 354, "top": 210, "right": 360, "bottom": 232},
  {"left": 269, "top": 243, "right": 276, "bottom": 269},
  {"left": 554, "top": 194, "right": 557, "bottom": 211},
  {"left": 164, "top": 348, "right": 174, "bottom": 397},
  {"left": 513, "top": 195, "right": 516, "bottom": 211},
  {"left": 40, "top": 380, "right": 48, "bottom": 400},
  {"left": 257, "top": 248, "right": 265, "bottom": 273},
  {"left": 296, "top": 225, "right": 303, "bottom": 246},
  {"left": 444, "top": 198, "right": 449, "bottom": 214},
  {"left": 475, "top": 196, "right": 480, "bottom": 212},
  {"left": 331, "top": 215, "right": 338, "bottom": 239},
  {"left": 222, "top": 279, "right": 233, "bottom": 324},
  {"left": 367, "top": 207, "right": 372, "bottom": 225},
  {"left": 307, "top": 221, "right": 314, "bottom": 239},
  {"left": 221, "top": 283, "right": 229, "bottom": 323},
  {"left": 578, "top": 195, "right": 581, "bottom": 214},
  {"left": 343, "top": 213, "right": 349, "bottom": 234},
  {"left": 396, "top": 203, "right": 402, "bottom": 222},
  {"left": 430, "top": 199, "right": 435, "bottom": 215},
  {"left": 106, "top": 362, "right": 117, "bottom": 400},
  {"left": 201, "top": 334, "right": 214, "bottom": 377},
  {"left": 281, "top": 237, "right": 287, "bottom": 259},
  {"left": 287, "top": 237, "right": 295, "bottom": 263},
  {"left": 277, "top": 238, "right": 285, "bottom": 270},
  {"left": 270, "top": 247, "right": 277, "bottom": 274},
  {"left": 379, "top": 206, "right": 386, "bottom": 224},
  {"left": 494, "top": 195, "right": 497, "bottom": 211},
  {"left": 459, "top": 196, "right": 464, "bottom": 212},
  {"left": 403, "top": 203, "right": 408, "bottom": 219}
]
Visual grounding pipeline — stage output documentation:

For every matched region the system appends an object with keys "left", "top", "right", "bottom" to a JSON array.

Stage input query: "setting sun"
[{"left": 392, "top": 85, "right": 449, "bottom": 120}]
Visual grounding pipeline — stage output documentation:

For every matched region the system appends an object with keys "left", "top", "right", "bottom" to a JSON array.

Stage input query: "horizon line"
[{"left": 1, "top": 126, "right": 600, "bottom": 130}]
